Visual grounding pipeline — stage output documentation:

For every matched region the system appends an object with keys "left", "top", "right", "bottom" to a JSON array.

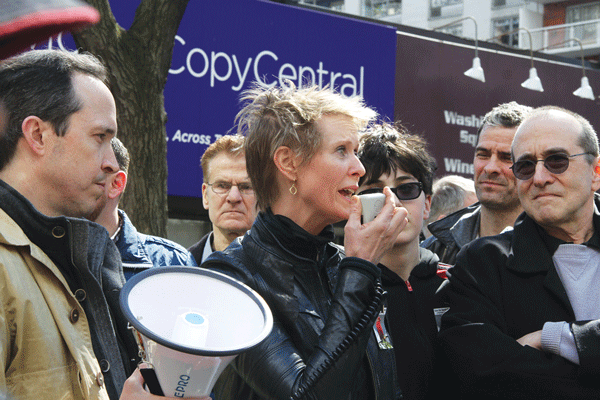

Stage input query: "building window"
[
  {"left": 365, "top": 0, "right": 402, "bottom": 18},
  {"left": 566, "top": 2, "right": 599, "bottom": 44},
  {"left": 492, "top": 16, "right": 519, "bottom": 47},
  {"left": 493, "top": 0, "right": 530, "bottom": 9},
  {"left": 430, "top": 0, "right": 463, "bottom": 19},
  {"left": 566, "top": 2, "right": 600, "bottom": 24}
]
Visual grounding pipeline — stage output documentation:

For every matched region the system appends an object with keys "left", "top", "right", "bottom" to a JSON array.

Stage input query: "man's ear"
[
  {"left": 108, "top": 171, "right": 127, "bottom": 200},
  {"left": 273, "top": 146, "right": 300, "bottom": 181},
  {"left": 21, "top": 116, "right": 54, "bottom": 155},
  {"left": 202, "top": 182, "right": 210, "bottom": 210},
  {"left": 423, "top": 194, "right": 432, "bottom": 221},
  {"left": 593, "top": 158, "right": 600, "bottom": 192}
]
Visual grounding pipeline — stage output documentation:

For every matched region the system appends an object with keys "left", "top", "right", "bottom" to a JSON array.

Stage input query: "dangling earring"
[{"left": 289, "top": 182, "right": 297, "bottom": 195}]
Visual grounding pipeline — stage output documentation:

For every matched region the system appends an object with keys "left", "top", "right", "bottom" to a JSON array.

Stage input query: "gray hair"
[
  {"left": 477, "top": 101, "right": 533, "bottom": 141},
  {"left": 428, "top": 175, "right": 476, "bottom": 223},
  {"left": 515, "top": 106, "right": 599, "bottom": 163},
  {"left": 111, "top": 137, "right": 130, "bottom": 174}
]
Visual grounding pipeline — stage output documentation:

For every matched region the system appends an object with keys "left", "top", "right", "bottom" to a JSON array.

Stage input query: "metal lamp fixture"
[
  {"left": 536, "top": 38, "right": 594, "bottom": 100},
  {"left": 433, "top": 16, "right": 485, "bottom": 83},
  {"left": 574, "top": 76, "right": 595, "bottom": 100},
  {"left": 518, "top": 27, "right": 543, "bottom": 92},
  {"left": 521, "top": 66, "right": 544, "bottom": 92},
  {"left": 489, "top": 27, "right": 543, "bottom": 92},
  {"left": 567, "top": 39, "right": 594, "bottom": 100},
  {"left": 464, "top": 54, "right": 485, "bottom": 83}
]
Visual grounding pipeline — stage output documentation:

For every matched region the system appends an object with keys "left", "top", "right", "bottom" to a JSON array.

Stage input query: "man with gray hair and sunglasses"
[
  {"left": 422, "top": 101, "right": 531, "bottom": 264},
  {"left": 435, "top": 106, "right": 600, "bottom": 399}
]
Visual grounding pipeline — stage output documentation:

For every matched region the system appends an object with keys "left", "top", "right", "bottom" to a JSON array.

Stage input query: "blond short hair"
[{"left": 237, "top": 83, "right": 376, "bottom": 210}]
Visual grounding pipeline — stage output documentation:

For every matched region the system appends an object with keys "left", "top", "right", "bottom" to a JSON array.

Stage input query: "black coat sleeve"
[
  {"left": 435, "top": 240, "right": 600, "bottom": 400},
  {"left": 204, "top": 256, "right": 385, "bottom": 400}
]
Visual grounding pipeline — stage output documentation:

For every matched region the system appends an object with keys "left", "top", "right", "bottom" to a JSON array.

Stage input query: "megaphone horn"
[{"left": 120, "top": 266, "right": 273, "bottom": 398}]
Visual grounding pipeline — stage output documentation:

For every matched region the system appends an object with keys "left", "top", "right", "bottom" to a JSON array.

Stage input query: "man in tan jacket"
[{"left": 0, "top": 49, "right": 188, "bottom": 400}]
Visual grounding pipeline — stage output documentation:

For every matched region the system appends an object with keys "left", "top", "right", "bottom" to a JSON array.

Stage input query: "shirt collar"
[
  {"left": 536, "top": 213, "right": 600, "bottom": 255},
  {"left": 201, "top": 231, "right": 215, "bottom": 263}
]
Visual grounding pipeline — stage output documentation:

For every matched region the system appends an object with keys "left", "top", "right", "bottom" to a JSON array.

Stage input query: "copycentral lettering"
[
  {"left": 169, "top": 35, "right": 365, "bottom": 96},
  {"left": 173, "top": 374, "right": 191, "bottom": 398}
]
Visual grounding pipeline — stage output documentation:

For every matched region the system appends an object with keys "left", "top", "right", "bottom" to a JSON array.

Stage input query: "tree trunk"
[{"left": 72, "top": 0, "right": 189, "bottom": 236}]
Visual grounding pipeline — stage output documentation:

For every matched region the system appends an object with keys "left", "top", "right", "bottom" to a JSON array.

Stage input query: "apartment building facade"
[{"left": 297, "top": 0, "right": 600, "bottom": 62}]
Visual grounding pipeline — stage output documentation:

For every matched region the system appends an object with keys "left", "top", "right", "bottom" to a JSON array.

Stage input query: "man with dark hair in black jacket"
[{"left": 422, "top": 101, "right": 531, "bottom": 265}]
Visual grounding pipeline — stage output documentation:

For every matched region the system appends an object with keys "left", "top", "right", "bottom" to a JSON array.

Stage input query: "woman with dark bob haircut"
[{"left": 202, "top": 83, "right": 408, "bottom": 400}]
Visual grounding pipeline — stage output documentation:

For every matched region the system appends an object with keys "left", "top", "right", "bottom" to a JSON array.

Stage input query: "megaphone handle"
[{"left": 140, "top": 366, "right": 165, "bottom": 396}]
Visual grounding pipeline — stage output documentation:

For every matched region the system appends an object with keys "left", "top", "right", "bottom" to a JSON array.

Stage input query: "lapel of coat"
[{"left": 507, "top": 214, "right": 575, "bottom": 318}]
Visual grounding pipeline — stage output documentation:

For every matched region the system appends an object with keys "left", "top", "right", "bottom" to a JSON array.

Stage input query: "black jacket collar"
[
  {"left": 0, "top": 179, "right": 79, "bottom": 286},
  {"left": 427, "top": 202, "right": 481, "bottom": 247},
  {"left": 507, "top": 194, "right": 600, "bottom": 315}
]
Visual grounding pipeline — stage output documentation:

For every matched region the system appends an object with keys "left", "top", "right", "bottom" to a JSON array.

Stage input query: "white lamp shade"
[
  {"left": 521, "top": 67, "right": 544, "bottom": 92},
  {"left": 573, "top": 76, "right": 595, "bottom": 100},
  {"left": 464, "top": 56, "right": 485, "bottom": 82}
]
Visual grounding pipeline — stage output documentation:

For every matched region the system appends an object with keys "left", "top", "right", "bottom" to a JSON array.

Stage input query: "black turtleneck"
[{"left": 263, "top": 208, "right": 335, "bottom": 261}]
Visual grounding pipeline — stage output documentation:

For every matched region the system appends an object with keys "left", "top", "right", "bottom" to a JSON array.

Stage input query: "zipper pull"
[{"left": 373, "top": 305, "right": 393, "bottom": 349}]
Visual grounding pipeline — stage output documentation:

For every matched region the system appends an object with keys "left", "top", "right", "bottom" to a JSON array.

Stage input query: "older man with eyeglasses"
[
  {"left": 188, "top": 134, "right": 257, "bottom": 264},
  {"left": 435, "top": 106, "right": 600, "bottom": 400}
]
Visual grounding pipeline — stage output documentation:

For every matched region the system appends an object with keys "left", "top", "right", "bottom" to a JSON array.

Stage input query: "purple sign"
[
  {"left": 36, "top": 2, "right": 600, "bottom": 200},
  {"left": 165, "top": 0, "right": 397, "bottom": 198},
  {"left": 32, "top": 0, "right": 397, "bottom": 199}
]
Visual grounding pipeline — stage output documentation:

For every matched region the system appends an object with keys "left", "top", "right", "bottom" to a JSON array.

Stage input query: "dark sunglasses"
[
  {"left": 358, "top": 182, "right": 423, "bottom": 200},
  {"left": 510, "top": 152, "right": 591, "bottom": 180}
]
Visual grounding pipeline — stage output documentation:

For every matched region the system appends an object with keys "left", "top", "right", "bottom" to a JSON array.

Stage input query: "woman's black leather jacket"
[{"left": 202, "top": 210, "right": 401, "bottom": 400}]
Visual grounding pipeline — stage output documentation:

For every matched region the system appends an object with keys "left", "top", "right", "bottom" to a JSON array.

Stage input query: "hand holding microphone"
[
  {"left": 359, "top": 192, "right": 386, "bottom": 223},
  {"left": 345, "top": 187, "right": 408, "bottom": 265}
]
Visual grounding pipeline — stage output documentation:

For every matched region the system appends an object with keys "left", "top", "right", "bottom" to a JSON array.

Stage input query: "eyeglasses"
[
  {"left": 207, "top": 181, "right": 254, "bottom": 196},
  {"left": 358, "top": 182, "right": 423, "bottom": 200},
  {"left": 510, "top": 152, "right": 591, "bottom": 180}
]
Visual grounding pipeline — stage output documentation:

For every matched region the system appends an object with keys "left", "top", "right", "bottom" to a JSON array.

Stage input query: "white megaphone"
[{"left": 120, "top": 266, "right": 273, "bottom": 398}]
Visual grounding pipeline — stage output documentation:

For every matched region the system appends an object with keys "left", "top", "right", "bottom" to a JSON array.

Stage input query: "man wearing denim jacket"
[{"left": 92, "top": 138, "right": 196, "bottom": 279}]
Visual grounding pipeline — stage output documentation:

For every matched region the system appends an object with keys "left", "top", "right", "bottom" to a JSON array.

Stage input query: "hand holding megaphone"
[
  {"left": 119, "top": 267, "right": 273, "bottom": 399},
  {"left": 120, "top": 365, "right": 212, "bottom": 400}
]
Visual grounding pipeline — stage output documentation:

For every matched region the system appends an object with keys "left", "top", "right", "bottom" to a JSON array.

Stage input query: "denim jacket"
[{"left": 114, "top": 210, "right": 197, "bottom": 280}]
